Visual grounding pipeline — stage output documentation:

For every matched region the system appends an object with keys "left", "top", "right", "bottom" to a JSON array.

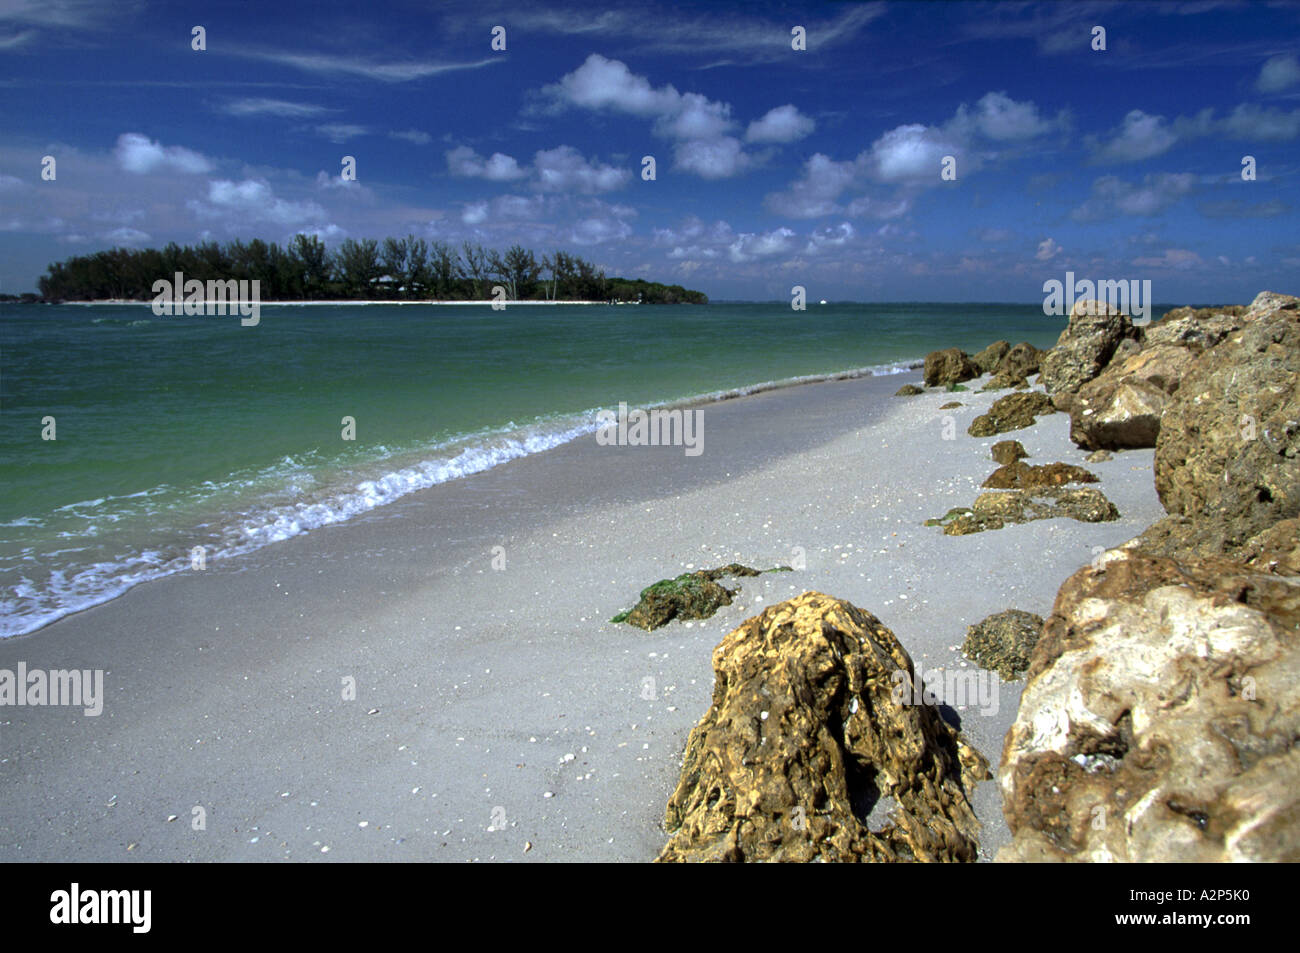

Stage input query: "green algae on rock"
[
  {"left": 611, "top": 563, "right": 789, "bottom": 630},
  {"left": 657, "top": 591, "right": 990, "bottom": 862},
  {"left": 924, "top": 506, "right": 974, "bottom": 527}
]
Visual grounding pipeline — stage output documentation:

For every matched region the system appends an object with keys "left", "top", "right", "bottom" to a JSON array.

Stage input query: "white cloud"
[
  {"left": 962, "top": 91, "right": 1053, "bottom": 141},
  {"left": 316, "top": 123, "right": 369, "bottom": 143},
  {"left": 674, "top": 137, "right": 750, "bottom": 179},
  {"left": 188, "top": 178, "right": 326, "bottom": 227},
  {"left": 446, "top": 146, "right": 528, "bottom": 181},
  {"left": 866, "top": 123, "right": 961, "bottom": 183},
  {"left": 222, "top": 98, "right": 329, "bottom": 118},
  {"left": 1087, "top": 110, "right": 1179, "bottom": 163},
  {"left": 547, "top": 54, "right": 755, "bottom": 179},
  {"left": 114, "top": 133, "right": 213, "bottom": 174},
  {"left": 803, "top": 222, "right": 855, "bottom": 254},
  {"left": 728, "top": 227, "right": 795, "bottom": 263},
  {"left": 745, "top": 104, "right": 815, "bottom": 144},
  {"left": 1072, "top": 173, "right": 1196, "bottom": 221},
  {"left": 1219, "top": 103, "right": 1300, "bottom": 141},
  {"left": 237, "top": 50, "right": 498, "bottom": 83},
  {"left": 1257, "top": 54, "right": 1300, "bottom": 93},
  {"left": 533, "top": 146, "right": 629, "bottom": 193},
  {"left": 101, "top": 226, "right": 150, "bottom": 243},
  {"left": 548, "top": 53, "right": 680, "bottom": 117},
  {"left": 389, "top": 129, "right": 432, "bottom": 145},
  {"left": 1035, "top": 237, "right": 1062, "bottom": 261},
  {"left": 764, "top": 153, "right": 859, "bottom": 218}
]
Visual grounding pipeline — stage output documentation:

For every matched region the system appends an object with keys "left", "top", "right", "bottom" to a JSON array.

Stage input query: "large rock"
[
  {"left": 1068, "top": 345, "right": 1198, "bottom": 450},
  {"left": 968, "top": 391, "right": 1055, "bottom": 437},
  {"left": 1038, "top": 299, "right": 1138, "bottom": 398},
  {"left": 973, "top": 340, "right": 1011, "bottom": 375},
  {"left": 657, "top": 591, "right": 990, "bottom": 862},
  {"left": 923, "top": 347, "right": 979, "bottom": 388},
  {"left": 1154, "top": 291, "right": 1300, "bottom": 549},
  {"left": 998, "top": 540, "right": 1300, "bottom": 862},
  {"left": 1144, "top": 306, "right": 1245, "bottom": 350},
  {"left": 994, "top": 342, "right": 1043, "bottom": 382}
]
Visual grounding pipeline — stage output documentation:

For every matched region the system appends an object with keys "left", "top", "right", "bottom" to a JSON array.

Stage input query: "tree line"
[{"left": 36, "top": 235, "right": 708, "bottom": 304}]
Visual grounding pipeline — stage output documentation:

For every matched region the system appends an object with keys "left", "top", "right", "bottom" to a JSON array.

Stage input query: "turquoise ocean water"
[{"left": 1, "top": 301, "right": 1070, "bottom": 637}]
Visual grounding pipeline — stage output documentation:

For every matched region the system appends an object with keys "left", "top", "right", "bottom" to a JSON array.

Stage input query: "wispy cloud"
[
  {"left": 220, "top": 97, "right": 332, "bottom": 119},
  {"left": 234, "top": 49, "right": 499, "bottom": 83}
]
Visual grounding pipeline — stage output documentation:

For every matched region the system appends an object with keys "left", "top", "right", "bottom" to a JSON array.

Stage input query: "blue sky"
[{"left": 1, "top": 0, "right": 1298, "bottom": 301}]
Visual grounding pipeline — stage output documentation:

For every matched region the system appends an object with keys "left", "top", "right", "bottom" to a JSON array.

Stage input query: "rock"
[
  {"left": 972, "top": 341, "right": 1011, "bottom": 375},
  {"left": 1154, "top": 294, "right": 1300, "bottom": 549},
  {"left": 998, "top": 541, "right": 1300, "bottom": 862},
  {"left": 994, "top": 342, "right": 1043, "bottom": 380},
  {"left": 963, "top": 610, "right": 1044, "bottom": 681},
  {"left": 981, "top": 461, "right": 1098, "bottom": 491},
  {"left": 1038, "top": 299, "right": 1138, "bottom": 398},
  {"left": 1086, "top": 449, "right": 1113, "bottom": 463},
  {"left": 1145, "top": 306, "right": 1245, "bottom": 350},
  {"left": 923, "top": 347, "right": 979, "bottom": 388},
  {"left": 612, "top": 564, "right": 767, "bottom": 630},
  {"left": 968, "top": 391, "right": 1055, "bottom": 437},
  {"left": 981, "top": 371, "right": 1028, "bottom": 391},
  {"left": 1238, "top": 518, "right": 1300, "bottom": 575},
  {"left": 894, "top": 384, "right": 924, "bottom": 396},
  {"left": 991, "top": 440, "right": 1028, "bottom": 465},
  {"left": 1243, "top": 289, "right": 1300, "bottom": 321},
  {"left": 939, "top": 401, "right": 963, "bottom": 409},
  {"left": 1138, "top": 513, "right": 1300, "bottom": 573},
  {"left": 1068, "top": 345, "right": 1198, "bottom": 451},
  {"left": 656, "top": 591, "right": 989, "bottom": 862},
  {"left": 944, "top": 487, "right": 1119, "bottom": 535}
]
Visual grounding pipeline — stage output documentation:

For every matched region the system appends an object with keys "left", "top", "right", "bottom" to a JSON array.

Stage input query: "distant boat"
[{"left": 819, "top": 299, "right": 828, "bottom": 305}]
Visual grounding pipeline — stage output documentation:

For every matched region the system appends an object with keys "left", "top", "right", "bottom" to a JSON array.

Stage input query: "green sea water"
[{"left": 1, "top": 301, "right": 1069, "bottom": 637}]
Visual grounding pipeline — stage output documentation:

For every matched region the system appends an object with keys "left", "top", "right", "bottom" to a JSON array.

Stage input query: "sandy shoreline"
[{"left": 0, "top": 371, "right": 1164, "bottom": 862}]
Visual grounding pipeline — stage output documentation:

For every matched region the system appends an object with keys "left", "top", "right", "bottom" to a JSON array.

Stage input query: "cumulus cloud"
[
  {"left": 728, "top": 227, "right": 796, "bottom": 263},
  {"left": 1086, "top": 110, "right": 1179, "bottom": 163},
  {"left": 1072, "top": 173, "right": 1196, "bottom": 221},
  {"left": 187, "top": 178, "right": 326, "bottom": 227},
  {"left": 674, "top": 137, "right": 749, "bottom": 179},
  {"left": 533, "top": 146, "right": 629, "bottom": 193},
  {"left": 803, "top": 222, "right": 855, "bottom": 254},
  {"left": 1035, "top": 237, "right": 1062, "bottom": 261},
  {"left": 1257, "top": 53, "right": 1300, "bottom": 93},
  {"left": 546, "top": 54, "right": 757, "bottom": 179},
  {"left": 745, "top": 104, "right": 815, "bottom": 143},
  {"left": 957, "top": 91, "right": 1054, "bottom": 141},
  {"left": 764, "top": 153, "right": 859, "bottom": 218},
  {"left": 866, "top": 123, "right": 962, "bottom": 183},
  {"left": 446, "top": 145, "right": 528, "bottom": 181},
  {"left": 114, "top": 133, "right": 213, "bottom": 174}
]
